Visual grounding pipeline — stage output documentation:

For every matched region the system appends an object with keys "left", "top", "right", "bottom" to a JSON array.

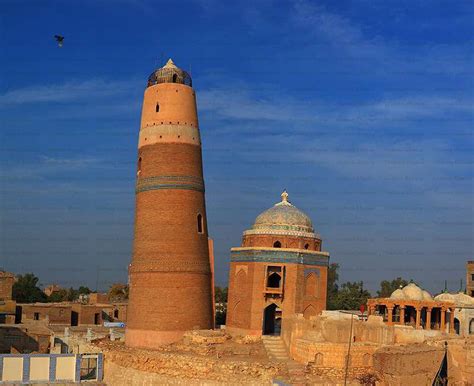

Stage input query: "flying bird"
[{"left": 54, "top": 35, "right": 64, "bottom": 47}]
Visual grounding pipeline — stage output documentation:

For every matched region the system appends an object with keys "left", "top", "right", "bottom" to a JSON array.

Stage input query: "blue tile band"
[
  {"left": 231, "top": 249, "right": 329, "bottom": 266},
  {"left": 136, "top": 175, "right": 204, "bottom": 193}
]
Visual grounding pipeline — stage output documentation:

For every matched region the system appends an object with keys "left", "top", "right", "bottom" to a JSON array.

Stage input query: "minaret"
[{"left": 125, "top": 59, "right": 213, "bottom": 348}]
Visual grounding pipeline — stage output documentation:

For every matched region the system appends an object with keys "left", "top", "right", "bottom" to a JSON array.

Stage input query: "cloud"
[
  {"left": 0, "top": 79, "right": 140, "bottom": 105},
  {"left": 199, "top": 83, "right": 473, "bottom": 129},
  {"left": 289, "top": 0, "right": 473, "bottom": 75}
]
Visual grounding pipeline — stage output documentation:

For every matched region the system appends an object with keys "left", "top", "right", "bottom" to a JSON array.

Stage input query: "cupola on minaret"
[{"left": 125, "top": 59, "right": 213, "bottom": 348}]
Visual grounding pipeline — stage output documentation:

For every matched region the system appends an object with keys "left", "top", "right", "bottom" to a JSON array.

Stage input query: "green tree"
[
  {"left": 47, "top": 289, "right": 68, "bottom": 302},
  {"left": 12, "top": 273, "right": 47, "bottom": 303},
  {"left": 215, "top": 286, "right": 228, "bottom": 303},
  {"left": 332, "top": 281, "right": 371, "bottom": 310},
  {"left": 78, "top": 286, "right": 91, "bottom": 295},
  {"left": 326, "top": 263, "right": 340, "bottom": 310},
  {"left": 377, "top": 277, "right": 409, "bottom": 298}
]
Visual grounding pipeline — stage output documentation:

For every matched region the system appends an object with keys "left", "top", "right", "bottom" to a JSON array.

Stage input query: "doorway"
[
  {"left": 262, "top": 303, "right": 281, "bottom": 335},
  {"left": 71, "top": 311, "right": 79, "bottom": 326}
]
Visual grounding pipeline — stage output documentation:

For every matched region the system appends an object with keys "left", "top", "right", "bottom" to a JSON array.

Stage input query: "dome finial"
[
  {"left": 281, "top": 190, "right": 289, "bottom": 203},
  {"left": 163, "top": 58, "right": 177, "bottom": 69}
]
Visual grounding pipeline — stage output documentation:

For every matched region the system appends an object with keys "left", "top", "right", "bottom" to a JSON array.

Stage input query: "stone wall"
[
  {"left": 373, "top": 344, "right": 444, "bottom": 385},
  {"left": 102, "top": 345, "right": 285, "bottom": 385}
]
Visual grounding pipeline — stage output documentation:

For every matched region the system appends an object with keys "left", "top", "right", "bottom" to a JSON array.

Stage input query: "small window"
[
  {"left": 267, "top": 272, "right": 281, "bottom": 288},
  {"left": 114, "top": 309, "right": 119, "bottom": 318},
  {"left": 304, "top": 243, "right": 309, "bottom": 250},
  {"left": 34, "top": 312, "right": 40, "bottom": 320},
  {"left": 156, "top": 103, "right": 160, "bottom": 112},
  {"left": 172, "top": 74, "right": 177, "bottom": 83},
  {"left": 137, "top": 157, "right": 142, "bottom": 176},
  {"left": 197, "top": 214, "right": 203, "bottom": 234},
  {"left": 273, "top": 241, "right": 281, "bottom": 248}
]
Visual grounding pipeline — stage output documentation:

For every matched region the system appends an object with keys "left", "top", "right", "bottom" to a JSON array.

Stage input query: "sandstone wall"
[
  {"left": 102, "top": 348, "right": 284, "bottom": 385},
  {"left": 373, "top": 343, "right": 444, "bottom": 385}
]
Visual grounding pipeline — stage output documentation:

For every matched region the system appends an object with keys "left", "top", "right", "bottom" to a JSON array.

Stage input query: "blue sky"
[{"left": 0, "top": 0, "right": 473, "bottom": 294}]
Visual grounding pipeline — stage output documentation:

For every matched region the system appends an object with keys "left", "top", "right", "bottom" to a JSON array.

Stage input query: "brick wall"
[{"left": 0, "top": 272, "right": 14, "bottom": 301}]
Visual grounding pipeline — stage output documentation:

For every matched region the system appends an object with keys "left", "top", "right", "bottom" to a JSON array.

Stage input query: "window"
[
  {"left": 304, "top": 243, "right": 309, "bottom": 250},
  {"left": 137, "top": 157, "right": 142, "bottom": 176},
  {"left": 172, "top": 74, "right": 177, "bottom": 83},
  {"left": 156, "top": 103, "right": 160, "bottom": 112},
  {"left": 114, "top": 309, "right": 119, "bottom": 318},
  {"left": 471, "top": 274, "right": 474, "bottom": 281},
  {"left": 273, "top": 241, "right": 281, "bottom": 248},
  {"left": 197, "top": 214, "right": 203, "bottom": 234},
  {"left": 34, "top": 312, "right": 40, "bottom": 320},
  {"left": 267, "top": 272, "right": 281, "bottom": 288},
  {"left": 94, "top": 313, "right": 100, "bottom": 325}
]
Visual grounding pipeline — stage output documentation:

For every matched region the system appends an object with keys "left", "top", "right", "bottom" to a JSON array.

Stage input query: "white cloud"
[{"left": 0, "top": 79, "right": 139, "bottom": 105}]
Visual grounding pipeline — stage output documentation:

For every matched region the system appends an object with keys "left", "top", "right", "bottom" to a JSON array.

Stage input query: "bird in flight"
[{"left": 54, "top": 35, "right": 64, "bottom": 47}]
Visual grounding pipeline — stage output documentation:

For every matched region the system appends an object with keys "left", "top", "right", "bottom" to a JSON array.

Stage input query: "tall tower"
[{"left": 125, "top": 59, "right": 213, "bottom": 348}]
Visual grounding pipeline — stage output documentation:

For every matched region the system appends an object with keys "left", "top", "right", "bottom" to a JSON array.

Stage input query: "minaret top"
[
  {"left": 147, "top": 58, "right": 192, "bottom": 88},
  {"left": 163, "top": 58, "right": 177, "bottom": 69}
]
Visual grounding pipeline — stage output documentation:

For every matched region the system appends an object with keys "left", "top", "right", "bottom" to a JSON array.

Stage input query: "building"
[
  {"left": 367, "top": 283, "right": 456, "bottom": 333},
  {"left": 434, "top": 292, "right": 474, "bottom": 336},
  {"left": 467, "top": 261, "right": 474, "bottom": 297},
  {"left": 226, "top": 191, "right": 329, "bottom": 336},
  {"left": 0, "top": 323, "right": 52, "bottom": 354},
  {"left": 0, "top": 271, "right": 16, "bottom": 324},
  {"left": 125, "top": 59, "right": 213, "bottom": 348},
  {"left": 18, "top": 302, "right": 126, "bottom": 326},
  {"left": 0, "top": 271, "right": 14, "bottom": 301}
]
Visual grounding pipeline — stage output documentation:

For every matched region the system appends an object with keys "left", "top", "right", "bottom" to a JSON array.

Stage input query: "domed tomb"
[{"left": 242, "top": 191, "right": 321, "bottom": 251}]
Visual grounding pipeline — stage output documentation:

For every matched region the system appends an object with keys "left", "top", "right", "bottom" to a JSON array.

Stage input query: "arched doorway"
[
  {"left": 454, "top": 318, "right": 460, "bottom": 335},
  {"left": 263, "top": 303, "right": 281, "bottom": 335},
  {"left": 469, "top": 319, "right": 474, "bottom": 335}
]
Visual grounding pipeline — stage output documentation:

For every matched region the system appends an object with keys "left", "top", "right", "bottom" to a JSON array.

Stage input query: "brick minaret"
[{"left": 125, "top": 59, "right": 213, "bottom": 348}]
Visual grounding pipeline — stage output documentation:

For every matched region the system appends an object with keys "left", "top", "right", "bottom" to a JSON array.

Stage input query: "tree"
[
  {"left": 108, "top": 283, "right": 129, "bottom": 301},
  {"left": 215, "top": 286, "right": 228, "bottom": 303},
  {"left": 78, "top": 286, "right": 91, "bottom": 295},
  {"left": 214, "top": 286, "right": 228, "bottom": 326},
  {"left": 327, "top": 263, "right": 340, "bottom": 310},
  {"left": 377, "top": 277, "right": 409, "bottom": 298},
  {"left": 12, "top": 273, "right": 47, "bottom": 303},
  {"left": 332, "top": 281, "right": 371, "bottom": 310},
  {"left": 47, "top": 289, "right": 68, "bottom": 302}
]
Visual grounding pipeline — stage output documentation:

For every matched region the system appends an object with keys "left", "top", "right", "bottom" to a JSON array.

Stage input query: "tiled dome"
[{"left": 252, "top": 191, "right": 314, "bottom": 234}]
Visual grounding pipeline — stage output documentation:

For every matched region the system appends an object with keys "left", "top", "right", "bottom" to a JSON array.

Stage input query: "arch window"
[
  {"left": 315, "top": 353, "right": 323, "bottom": 366},
  {"left": 114, "top": 309, "right": 119, "bottom": 318},
  {"left": 197, "top": 214, "right": 203, "bottom": 234},
  {"left": 156, "top": 103, "right": 160, "bottom": 112},
  {"left": 273, "top": 241, "right": 281, "bottom": 248},
  {"left": 267, "top": 272, "right": 281, "bottom": 288},
  {"left": 137, "top": 157, "right": 142, "bottom": 176},
  {"left": 172, "top": 74, "right": 178, "bottom": 83},
  {"left": 304, "top": 243, "right": 309, "bottom": 250}
]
